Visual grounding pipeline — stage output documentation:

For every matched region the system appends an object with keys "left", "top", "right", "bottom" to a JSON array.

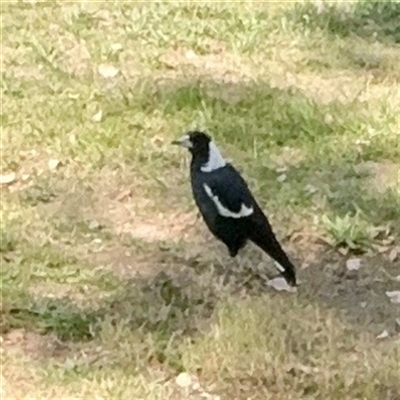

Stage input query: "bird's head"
[
  {"left": 171, "top": 131, "right": 211, "bottom": 153},
  {"left": 172, "top": 131, "right": 226, "bottom": 172}
]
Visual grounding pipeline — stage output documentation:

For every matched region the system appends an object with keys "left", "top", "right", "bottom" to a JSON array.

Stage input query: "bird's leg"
[
  {"left": 233, "top": 248, "right": 263, "bottom": 286},
  {"left": 238, "top": 250, "right": 278, "bottom": 287},
  {"left": 231, "top": 252, "right": 246, "bottom": 285},
  {"left": 261, "top": 268, "right": 280, "bottom": 281},
  {"left": 231, "top": 255, "right": 270, "bottom": 290},
  {"left": 229, "top": 248, "right": 239, "bottom": 258},
  {"left": 252, "top": 255, "right": 284, "bottom": 281},
  {"left": 227, "top": 237, "right": 247, "bottom": 259},
  {"left": 218, "top": 244, "right": 241, "bottom": 285}
]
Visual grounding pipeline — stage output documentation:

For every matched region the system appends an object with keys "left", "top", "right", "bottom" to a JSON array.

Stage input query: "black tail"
[{"left": 247, "top": 214, "right": 297, "bottom": 286}]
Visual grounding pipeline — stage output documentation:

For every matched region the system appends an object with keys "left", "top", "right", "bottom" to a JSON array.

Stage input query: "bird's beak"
[{"left": 171, "top": 135, "right": 193, "bottom": 149}]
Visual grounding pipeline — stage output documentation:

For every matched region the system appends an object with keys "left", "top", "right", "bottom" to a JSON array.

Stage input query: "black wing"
[{"left": 203, "top": 164, "right": 256, "bottom": 214}]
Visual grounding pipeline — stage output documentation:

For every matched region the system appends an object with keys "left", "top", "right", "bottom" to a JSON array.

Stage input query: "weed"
[{"left": 320, "top": 211, "right": 374, "bottom": 251}]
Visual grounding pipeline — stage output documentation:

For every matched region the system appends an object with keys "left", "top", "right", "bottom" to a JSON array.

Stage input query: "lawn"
[{"left": 1, "top": 1, "right": 400, "bottom": 399}]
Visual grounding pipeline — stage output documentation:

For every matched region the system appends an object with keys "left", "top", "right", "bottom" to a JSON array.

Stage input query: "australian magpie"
[{"left": 172, "top": 131, "right": 297, "bottom": 286}]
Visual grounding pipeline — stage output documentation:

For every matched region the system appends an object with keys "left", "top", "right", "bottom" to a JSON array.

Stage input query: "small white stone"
[
  {"left": 0, "top": 172, "right": 16, "bottom": 185},
  {"left": 277, "top": 173, "right": 287, "bottom": 183},
  {"left": 63, "top": 358, "right": 76, "bottom": 371},
  {"left": 386, "top": 291, "right": 400, "bottom": 304},
  {"left": 324, "top": 113, "right": 333, "bottom": 124},
  {"left": 304, "top": 184, "right": 318, "bottom": 194},
  {"left": 389, "top": 247, "right": 400, "bottom": 262},
  {"left": 175, "top": 372, "right": 192, "bottom": 388},
  {"left": 376, "top": 330, "right": 389, "bottom": 339},
  {"left": 98, "top": 64, "right": 119, "bottom": 78},
  {"left": 69, "top": 134, "right": 77, "bottom": 144},
  {"left": 111, "top": 43, "right": 123, "bottom": 52},
  {"left": 346, "top": 258, "right": 362, "bottom": 271},
  {"left": 185, "top": 50, "right": 197, "bottom": 60},
  {"left": 48, "top": 158, "right": 61, "bottom": 171},
  {"left": 88, "top": 220, "right": 100, "bottom": 230},
  {"left": 92, "top": 110, "right": 103, "bottom": 122}
]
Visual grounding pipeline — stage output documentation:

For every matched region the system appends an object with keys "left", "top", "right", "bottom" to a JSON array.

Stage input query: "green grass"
[{"left": 1, "top": 1, "right": 400, "bottom": 399}]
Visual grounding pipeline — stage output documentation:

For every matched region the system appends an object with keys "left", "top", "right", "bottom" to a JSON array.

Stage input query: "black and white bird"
[{"left": 172, "top": 131, "right": 297, "bottom": 286}]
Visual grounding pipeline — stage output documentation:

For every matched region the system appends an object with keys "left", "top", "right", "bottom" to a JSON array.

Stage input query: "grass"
[{"left": 1, "top": 1, "right": 400, "bottom": 399}]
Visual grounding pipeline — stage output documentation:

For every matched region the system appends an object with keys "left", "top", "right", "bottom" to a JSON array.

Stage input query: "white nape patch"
[
  {"left": 201, "top": 141, "right": 226, "bottom": 172},
  {"left": 203, "top": 184, "right": 253, "bottom": 218}
]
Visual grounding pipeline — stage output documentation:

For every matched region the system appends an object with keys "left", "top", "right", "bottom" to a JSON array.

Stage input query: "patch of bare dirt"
[
  {"left": 144, "top": 42, "right": 399, "bottom": 110},
  {"left": 28, "top": 282, "right": 105, "bottom": 310},
  {"left": 36, "top": 170, "right": 193, "bottom": 243},
  {"left": 303, "top": 255, "right": 400, "bottom": 335},
  {"left": 2, "top": 329, "right": 70, "bottom": 360},
  {"left": 1, "top": 45, "right": 46, "bottom": 81},
  {"left": 268, "top": 146, "right": 307, "bottom": 169},
  {"left": 42, "top": 22, "right": 93, "bottom": 77},
  {"left": 158, "top": 45, "right": 254, "bottom": 85},
  {"left": 271, "top": 68, "right": 400, "bottom": 106},
  {"left": 354, "top": 161, "right": 400, "bottom": 194},
  {"left": 88, "top": 182, "right": 198, "bottom": 243},
  {"left": 61, "top": 40, "right": 92, "bottom": 77},
  {"left": 156, "top": 41, "right": 397, "bottom": 107},
  {"left": 11, "top": 65, "right": 47, "bottom": 81},
  {"left": 90, "top": 243, "right": 146, "bottom": 277},
  {"left": 35, "top": 170, "right": 206, "bottom": 277},
  {"left": 0, "top": 45, "right": 15, "bottom": 70},
  {"left": 1, "top": 330, "right": 75, "bottom": 400}
]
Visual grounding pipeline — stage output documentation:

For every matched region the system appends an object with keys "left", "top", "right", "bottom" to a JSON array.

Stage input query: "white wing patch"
[{"left": 203, "top": 184, "right": 253, "bottom": 218}]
